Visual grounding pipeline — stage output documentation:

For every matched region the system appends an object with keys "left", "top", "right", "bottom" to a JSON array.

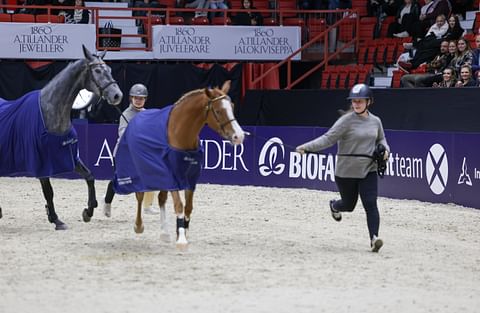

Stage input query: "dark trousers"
[
  {"left": 105, "top": 158, "right": 116, "bottom": 204},
  {"left": 332, "top": 171, "right": 380, "bottom": 240}
]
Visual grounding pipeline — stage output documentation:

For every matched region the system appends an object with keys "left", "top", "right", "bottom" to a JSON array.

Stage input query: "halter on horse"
[
  {"left": 113, "top": 80, "right": 244, "bottom": 246},
  {"left": 0, "top": 45, "right": 123, "bottom": 230}
]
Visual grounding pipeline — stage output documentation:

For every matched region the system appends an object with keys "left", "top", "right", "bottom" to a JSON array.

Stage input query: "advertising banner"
[
  {"left": 0, "top": 23, "right": 96, "bottom": 59},
  {"left": 152, "top": 25, "right": 301, "bottom": 60},
  {"left": 75, "top": 123, "right": 480, "bottom": 209}
]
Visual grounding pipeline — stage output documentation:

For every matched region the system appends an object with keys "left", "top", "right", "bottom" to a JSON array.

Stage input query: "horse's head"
[
  {"left": 82, "top": 45, "right": 123, "bottom": 106},
  {"left": 204, "top": 81, "right": 245, "bottom": 145}
]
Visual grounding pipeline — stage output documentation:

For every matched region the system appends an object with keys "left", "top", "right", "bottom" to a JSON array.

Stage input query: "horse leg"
[
  {"left": 184, "top": 190, "right": 194, "bottom": 232},
  {"left": 0, "top": 206, "right": 2, "bottom": 219},
  {"left": 171, "top": 191, "right": 187, "bottom": 246},
  {"left": 158, "top": 190, "right": 170, "bottom": 242},
  {"left": 75, "top": 159, "right": 98, "bottom": 223},
  {"left": 103, "top": 180, "right": 115, "bottom": 217},
  {"left": 134, "top": 192, "right": 144, "bottom": 233},
  {"left": 39, "top": 178, "right": 67, "bottom": 230}
]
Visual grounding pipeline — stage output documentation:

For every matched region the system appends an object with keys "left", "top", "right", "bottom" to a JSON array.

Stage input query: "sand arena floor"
[{"left": 0, "top": 177, "right": 479, "bottom": 313}]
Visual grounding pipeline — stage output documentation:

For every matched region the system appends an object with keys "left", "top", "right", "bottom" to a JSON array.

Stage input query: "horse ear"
[
  {"left": 98, "top": 49, "right": 107, "bottom": 60},
  {"left": 82, "top": 44, "right": 94, "bottom": 62},
  {"left": 221, "top": 80, "right": 231, "bottom": 93}
]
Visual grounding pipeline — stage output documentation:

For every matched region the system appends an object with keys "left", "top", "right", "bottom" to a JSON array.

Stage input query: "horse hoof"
[
  {"left": 54, "top": 220, "right": 68, "bottom": 231},
  {"left": 134, "top": 224, "right": 144, "bottom": 234},
  {"left": 82, "top": 209, "right": 92, "bottom": 223},
  {"left": 176, "top": 240, "right": 188, "bottom": 250}
]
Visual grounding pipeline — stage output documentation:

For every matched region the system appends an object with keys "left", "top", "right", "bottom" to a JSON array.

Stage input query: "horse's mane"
[
  {"left": 174, "top": 86, "right": 224, "bottom": 107},
  {"left": 174, "top": 89, "right": 205, "bottom": 106}
]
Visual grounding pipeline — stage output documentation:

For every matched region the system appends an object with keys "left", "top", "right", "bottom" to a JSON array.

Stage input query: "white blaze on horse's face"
[{"left": 220, "top": 98, "right": 244, "bottom": 145}]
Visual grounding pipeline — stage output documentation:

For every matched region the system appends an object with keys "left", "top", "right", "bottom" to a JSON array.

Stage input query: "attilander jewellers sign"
[
  {"left": 73, "top": 123, "right": 480, "bottom": 209},
  {"left": 152, "top": 25, "right": 301, "bottom": 60},
  {"left": 0, "top": 23, "right": 95, "bottom": 59}
]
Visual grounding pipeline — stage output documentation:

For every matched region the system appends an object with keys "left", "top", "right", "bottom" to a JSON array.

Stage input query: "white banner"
[
  {"left": 0, "top": 23, "right": 96, "bottom": 59},
  {"left": 152, "top": 25, "right": 301, "bottom": 61}
]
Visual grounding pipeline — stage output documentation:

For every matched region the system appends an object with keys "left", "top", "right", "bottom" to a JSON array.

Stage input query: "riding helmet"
[
  {"left": 129, "top": 83, "right": 148, "bottom": 97},
  {"left": 347, "top": 83, "right": 372, "bottom": 100}
]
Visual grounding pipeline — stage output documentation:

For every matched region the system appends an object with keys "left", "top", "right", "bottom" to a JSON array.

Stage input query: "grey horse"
[{"left": 0, "top": 45, "right": 123, "bottom": 230}]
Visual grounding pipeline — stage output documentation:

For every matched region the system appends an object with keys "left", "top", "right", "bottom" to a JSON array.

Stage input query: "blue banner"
[{"left": 76, "top": 122, "right": 480, "bottom": 209}]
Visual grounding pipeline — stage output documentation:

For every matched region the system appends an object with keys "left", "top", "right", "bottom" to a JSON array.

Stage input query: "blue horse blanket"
[
  {"left": 114, "top": 105, "right": 203, "bottom": 194},
  {"left": 0, "top": 91, "right": 79, "bottom": 178}
]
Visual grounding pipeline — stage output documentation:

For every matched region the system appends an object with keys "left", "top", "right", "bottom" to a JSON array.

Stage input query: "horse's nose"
[{"left": 231, "top": 132, "right": 244, "bottom": 145}]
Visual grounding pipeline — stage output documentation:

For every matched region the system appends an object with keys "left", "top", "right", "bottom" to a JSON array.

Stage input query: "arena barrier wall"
[{"left": 73, "top": 122, "right": 480, "bottom": 209}]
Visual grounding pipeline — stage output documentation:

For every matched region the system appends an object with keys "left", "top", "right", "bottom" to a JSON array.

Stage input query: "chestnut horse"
[{"left": 112, "top": 81, "right": 244, "bottom": 246}]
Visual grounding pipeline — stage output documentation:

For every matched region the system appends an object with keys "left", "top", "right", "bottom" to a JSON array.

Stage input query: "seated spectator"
[
  {"left": 208, "top": 0, "right": 228, "bottom": 18},
  {"left": 234, "top": 0, "right": 263, "bottom": 26},
  {"left": 381, "top": 0, "right": 403, "bottom": 16},
  {"left": 449, "top": 37, "right": 473, "bottom": 75},
  {"left": 66, "top": 0, "right": 90, "bottom": 24},
  {"left": 455, "top": 65, "right": 476, "bottom": 87},
  {"left": 443, "top": 15, "right": 464, "bottom": 41},
  {"left": 400, "top": 39, "right": 449, "bottom": 87},
  {"left": 470, "top": 35, "right": 480, "bottom": 73},
  {"left": 432, "top": 66, "right": 456, "bottom": 87},
  {"left": 51, "top": 0, "right": 75, "bottom": 16},
  {"left": 398, "top": 14, "right": 447, "bottom": 70},
  {"left": 133, "top": 0, "right": 162, "bottom": 26},
  {"left": 367, "top": 0, "right": 384, "bottom": 17},
  {"left": 417, "top": 0, "right": 451, "bottom": 37},
  {"left": 183, "top": 0, "right": 209, "bottom": 17},
  {"left": 387, "top": 0, "right": 419, "bottom": 38},
  {"left": 475, "top": 70, "right": 480, "bottom": 86},
  {"left": 20, "top": 0, "right": 49, "bottom": 14}
]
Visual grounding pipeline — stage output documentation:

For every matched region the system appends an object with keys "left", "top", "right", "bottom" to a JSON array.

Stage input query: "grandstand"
[{"left": 1, "top": 0, "right": 480, "bottom": 124}]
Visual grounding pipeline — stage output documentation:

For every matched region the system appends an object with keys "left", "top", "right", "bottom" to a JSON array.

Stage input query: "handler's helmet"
[
  {"left": 129, "top": 83, "right": 148, "bottom": 97},
  {"left": 347, "top": 83, "right": 373, "bottom": 101}
]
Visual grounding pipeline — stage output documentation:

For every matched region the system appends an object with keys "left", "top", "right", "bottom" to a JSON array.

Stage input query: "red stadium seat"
[
  {"left": 307, "top": 17, "right": 327, "bottom": 41},
  {"left": 166, "top": 16, "right": 184, "bottom": 25},
  {"left": 351, "top": 0, "right": 368, "bottom": 17},
  {"left": 36, "top": 14, "right": 65, "bottom": 23},
  {"left": 12, "top": 13, "right": 35, "bottom": 23},
  {"left": 379, "top": 16, "right": 395, "bottom": 38},
  {"left": 359, "top": 17, "right": 376, "bottom": 41},
  {"left": 192, "top": 16, "right": 210, "bottom": 25},
  {"left": 263, "top": 17, "right": 278, "bottom": 26},
  {"left": 0, "top": 13, "right": 12, "bottom": 22},
  {"left": 391, "top": 70, "right": 404, "bottom": 88},
  {"left": 338, "top": 17, "right": 356, "bottom": 42},
  {"left": 211, "top": 16, "right": 231, "bottom": 25},
  {"left": 278, "top": 0, "right": 297, "bottom": 18}
]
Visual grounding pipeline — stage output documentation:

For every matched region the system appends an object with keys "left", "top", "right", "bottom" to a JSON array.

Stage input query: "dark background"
[{"left": 1, "top": 61, "right": 479, "bottom": 132}]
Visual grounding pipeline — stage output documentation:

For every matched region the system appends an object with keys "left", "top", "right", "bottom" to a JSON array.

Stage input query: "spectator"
[
  {"left": 51, "top": 0, "right": 75, "bottom": 16},
  {"left": 455, "top": 65, "right": 476, "bottom": 87},
  {"left": 183, "top": 0, "right": 209, "bottom": 17},
  {"left": 20, "top": 0, "right": 49, "bottom": 14},
  {"left": 208, "top": 0, "right": 228, "bottom": 18},
  {"left": 432, "top": 66, "right": 457, "bottom": 87},
  {"left": 470, "top": 35, "right": 480, "bottom": 73},
  {"left": 233, "top": 0, "right": 263, "bottom": 26},
  {"left": 398, "top": 14, "right": 447, "bottom": 71},
  {"left": 400, "top": 40, "right": 449, "bottom": 87},
  {"left": 418, "top": 0, "right": 451, "bottom": 37},
  {"left": 449, "top": 37, "right": 473, "bottom": 75},
  {"left": 367, "top": 0, "right": 384, "bottom": 17},
  {"left": 66, "top": 0, "right": 90, "bottom": 24},
  {"left": 382, "top": 0, "right": 403, "bottom": 16},
  {"left": 475, "top": 70, "right": 480, "bottom": 86},
  {"left": 443, "top": 15, "right": 464, "bottom": 41},
  {"left": 387, "top": 0, "right": 420, "bottom": 38}
]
